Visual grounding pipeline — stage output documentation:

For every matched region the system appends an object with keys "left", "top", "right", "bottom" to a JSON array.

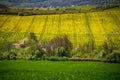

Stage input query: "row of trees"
[
  {"left": 0, "top": 4, "right": 119, "bottom": 15},
  {"left": 91, "top": 4, "right": 119, "bottom": 11},
  {"left": 0, "top": 7, "right": 88, "bottom": 16},
  {"left": 1, "top": 33, "right": 72, "bottom": 60},
  {"left": 0, "top": 32, "right": 120, "bottom": 62}
]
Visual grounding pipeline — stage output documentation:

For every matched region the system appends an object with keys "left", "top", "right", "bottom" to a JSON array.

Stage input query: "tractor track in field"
[
  {"left": 1, "top": 16, "right": 21, "bottom": 42},
  {"left": 8, "top": 16, "right": 22, "bottom": 41},
  {"left": 100, "top": 13, "right": 114, "bottom": 49},
  {"left": 57, "top": 14, "right": 61, "bottom": 36},
  {"left": 39, "top": 16, "right": 48, "bottom": 41},
  {"left": 0, "top": 16, "right": 10, "bottom": 29},
  {"left": 27, "top": 16, "right": 36, "bottom": 33},
  {"left": 10, "top": 16, "right": 22, "bottom": 32},
  {"left": 17, "top": 16, "right": 36, "bottom": 40},
  {"left": 84, "top": 13, "right": 95, "bottom": 53},
  {"left": 107, "top": 12, "right": 120, "bottom": 49},
  {"left": 47, "top": 15, "right": 55, "bottom": 40},
  {"left": 109, "top": 12, "right": 120, "bottom": 32},
  {"left": 8, "top": 17, "right": 21, "bottom": 42},
  {"left": 12, "top": 17, "right": 25, "bottom": 42},
  {"left": 25, "top": 16, "right": 36, "bottom": 38},
  {"left": 72, "top": 15, "right": 77, "bottom": 46}
]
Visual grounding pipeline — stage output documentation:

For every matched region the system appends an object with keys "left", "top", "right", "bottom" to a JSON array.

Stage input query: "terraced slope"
[{"left": 0, "top": 10, "right": 120, "bottom": 50}]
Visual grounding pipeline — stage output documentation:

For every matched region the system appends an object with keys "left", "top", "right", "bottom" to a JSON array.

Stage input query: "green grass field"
[{"left": 0, "top": 61, "right": 120, "bottom": 80}]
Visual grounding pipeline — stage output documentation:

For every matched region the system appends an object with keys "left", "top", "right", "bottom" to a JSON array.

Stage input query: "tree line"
[{"left": 0, "top": 32, "right": 120, "bottom": 62}]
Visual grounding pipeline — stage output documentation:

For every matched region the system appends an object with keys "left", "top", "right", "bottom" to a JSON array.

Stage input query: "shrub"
[
  {"left": 91, "top": 50, "right": 99, "bottom": 58},
  {"left": 28, "top": 55, "right": 35, "bottom": 60},
  {"left": 56, "top": 47, "right": 68, "bottom": 57},
  {"left": 72, "top": 52, "right": 81, "bottom": 58},
  {"left": 0, "top": 52, "right": 5, "bottom": 60},
  {"left": 0, "top": 51, "right": 17, "bottom": 60},
  {"left": 45, "top": 56, "right": 68, "bottom": 61},
  {"left": 72, "top": 53, "right": 91, "bottom": 58},
  {"left": 59, "top": 56, "right": 68, "bottom": 61},
  {"left": 18, "top": 12, "right": 24, "bottom": 16},
  {"left": 42, "top": 54, "right": 47, "bottom": 60},
  {"left": 10, "top": 51, "right": 17, "bottom": 60},
  {"left": 106, "top": 50, "right": 120, "bottom": 62},
  {"left": 45, "top": 56, "right": 58, "bottom": 61},
  {"left": 99, "top": 50, "right": 106, "bottom": 59}
]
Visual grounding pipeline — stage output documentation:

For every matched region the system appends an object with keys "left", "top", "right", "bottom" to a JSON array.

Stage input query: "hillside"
[
  {"left": 0, "top": 0, "right": 120, "bottom": 8},
  {"left": 0, "top": 9, "right": 120, "bottom": 52}
]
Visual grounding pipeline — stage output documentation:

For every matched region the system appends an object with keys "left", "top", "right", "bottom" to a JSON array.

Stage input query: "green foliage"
[
  {"left": 34, "top": 49, "right": 44, "bottom": 60},
  {"left": 9, "top": 51, "right": 17, "bottom": 60},
  {"left": 91, "top": 4, "right": 119, "bottom": 11},
  {"left": 0, "top": 51, "right": 17, "bottom": 60},
  {"left": 92, "top": 50, "right": 107, "bottom": 59},
  {"left": 18, "top": 12, "right": 24, "bottom": 16},
  {"left": 72, "top": 52, "right": 91, "bottom": 58},
  {"left": 106, "top": 50, "right": 120, "bottom": 62},
  {"left": 56, "top": 47, "right": 68, "bottom": 57},
  {"left": 92, "top": 50, "right": 99, "bottom": 58},
  {"left": 99, "top": 50, "right": 107, "bottom": 59},
  {"left": 45, "top": 56, "right": 68, "bottom": 61},
  {"left": 0, "top": 52, "right": 8, "bottom": 60},
  {"left": 102, "top": 41, "right": 109, "bottom": 53}
]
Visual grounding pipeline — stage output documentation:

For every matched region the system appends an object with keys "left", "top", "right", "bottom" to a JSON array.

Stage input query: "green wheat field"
[{"left": 0, "top": 61, "right": 120, "bottom": 80}]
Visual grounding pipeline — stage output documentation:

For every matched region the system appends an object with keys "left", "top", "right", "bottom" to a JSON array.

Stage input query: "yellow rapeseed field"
[{"left": 0, "top": 11, "right": 120, "bottom": 49}]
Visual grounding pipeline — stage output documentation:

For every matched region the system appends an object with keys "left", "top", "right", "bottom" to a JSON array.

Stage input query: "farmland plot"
[{"left": 0, "top": 11, "right": 120, "bottom": 51}]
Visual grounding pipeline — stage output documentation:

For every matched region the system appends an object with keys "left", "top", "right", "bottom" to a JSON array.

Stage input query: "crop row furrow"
[
  {"left": 109, "top": 12, "right": 120, "bottom": 33},
  {"left": 72, "top": 15, "right": 77, "bottom": 46},
  {"left": 85, "top": 13, "right": 95, "bottom": 53},
  {"left": 57, "top": 14, "right": 61, "bottom": 36},
  {"left": 100, "top": 17, "right": 114, "bottom": 49},
  {"left": 13, "top": 17, "right": 24, "bottom": 42},
  {"left": 39, "top": 16, "right": 48, "bottom": 42},
  {"left": 0, "top": 16, "right": 10, "bottom": 29},
  {"left": 25, "top": 16, "right": 36, "bottom": 38},
  {"left": 8, "top": 17, "right": 22, "bottom": 42}
]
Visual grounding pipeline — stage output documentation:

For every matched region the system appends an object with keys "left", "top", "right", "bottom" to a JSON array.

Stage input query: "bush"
[
  {"left": 28, "top": 55, "right": 35, "bottom": 60},
  {"left": 18, "top": 12, "right": 24, "bottom": 16},
  {"left": 72, "top": 52, "right": 91, "bottom": 58},
  {"left": 1, "top": 52, "right": 10, "bottom": 60},
  {"left": 92, "top": 50, "right": 99, "bottom": 58},
  {"left": 0, "top": 52, "right": 5, "bottom": 60},
  {"left": 72, "top": 52, "right": 81, "bottom": 58},
  {"left": 0, "top": 51, "right": 17, "bottom": 60},
  {"left": 59, "top": 56, "right": 68, "bottom": 61},
  {"left": 106, "top": 50, "right": 120, "bottom": 62},
  {"left": 93, "top": 50, "right": 107, "bottom": 59},
  {"left": 99, "top": 50, "right": 106, "bottom": 59},
  {"left": 56, "top": 47, "right": 69, "bottom": 57},
  {"left": 46, "top": 56, "right": 59, "bottom": 61},
  {"left": 45, "top": 56, "right": 68, "bottom": 61}
]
